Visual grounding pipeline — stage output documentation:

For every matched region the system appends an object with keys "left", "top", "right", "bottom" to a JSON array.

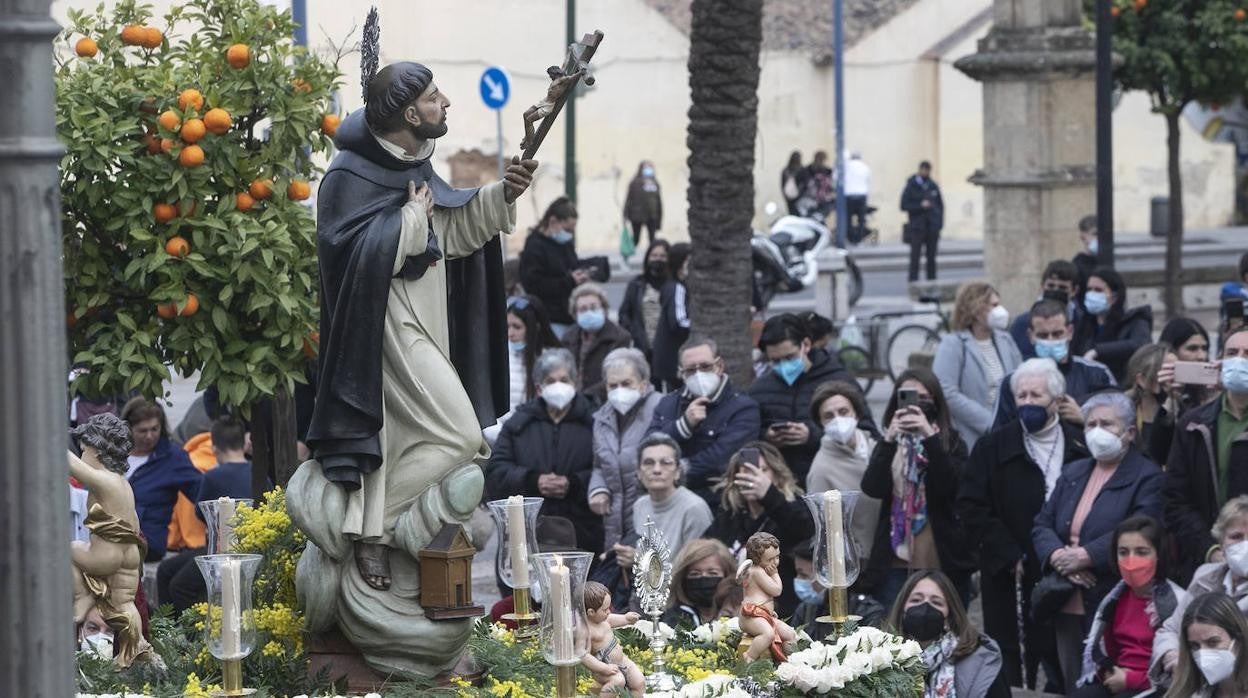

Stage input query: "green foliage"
[
  {"left": 58, "top": 0, "right": 342, "bottom": 408},
  {"left": 1091, "top": 0, "right": 1248, "bottom": 113}
]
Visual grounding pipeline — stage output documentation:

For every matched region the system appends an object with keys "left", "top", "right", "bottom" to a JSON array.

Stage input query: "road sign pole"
[{"left": 496, "top": 108, "right": 505, "bottom": 180}]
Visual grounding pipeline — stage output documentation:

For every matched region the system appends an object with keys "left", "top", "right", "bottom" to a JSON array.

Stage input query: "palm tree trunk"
[
  {"left": 686, "top": 0, "right": 763, "bottom": 387},
  {"left": 1164, "top": 109, "right": 1185, "bottom": 317}
]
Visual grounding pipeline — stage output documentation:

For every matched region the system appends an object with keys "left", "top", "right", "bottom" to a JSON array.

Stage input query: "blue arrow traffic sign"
[{"left": 479, "top": 66, "right": 511, "bottom": 110}]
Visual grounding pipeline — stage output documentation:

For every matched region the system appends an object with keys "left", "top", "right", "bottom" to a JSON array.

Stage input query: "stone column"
[
  {"left": 0, "top": 1, "right": 71, "bottom": 696},
  {"left": 956, "top": 0, "right": 1096, "bottom": 313}
]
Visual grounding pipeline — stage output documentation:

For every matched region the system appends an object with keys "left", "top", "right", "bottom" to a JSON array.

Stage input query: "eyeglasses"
[
  {"left": 507, "top": 296, "right": 531, "bottom": 311},
  {"left": 679, "top": 361, "right": 719, "bottom": 378},
  {"left": 640, "top": 458, "right": 678, "bottom": 468}
]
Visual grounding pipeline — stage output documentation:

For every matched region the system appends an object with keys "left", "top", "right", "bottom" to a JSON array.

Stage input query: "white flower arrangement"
[
  {"left": 633, "top": 618, "right": 677, "bottom": 642},
  {"left": 647, "top": 672, "right": 752, "bottom": 698},
  {"left": 688, "top": 616, "right": 740, "bottom": 645},
  {"left": 774, "top": 626, "right": 923, "bottom": 694}
]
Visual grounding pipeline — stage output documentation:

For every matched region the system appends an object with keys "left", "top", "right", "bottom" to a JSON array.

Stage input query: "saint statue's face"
[{"left": 403, "top": 82, "right": 451, "bottom": 140}]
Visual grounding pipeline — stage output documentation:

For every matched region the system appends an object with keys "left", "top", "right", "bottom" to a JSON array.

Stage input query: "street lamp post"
[
  {"left": 1095, "top": 0, "right": 1114, "bottom": 266},
  {"left": 0, "top": 0, "right": 74, "bottom": 695}
]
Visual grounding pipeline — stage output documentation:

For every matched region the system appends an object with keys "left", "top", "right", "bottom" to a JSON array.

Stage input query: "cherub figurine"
[
  {"left": 737, "top": 532, "right": 796, "bottom": 662},
  {"left": 520, "top": 66, "right": 583, "bottom": 152},
  {"left": 582, "top": 581, "right": 644, "bottom": 697},
  {"left": 68, "top": 413, "right": 153, "bottom": 667}
]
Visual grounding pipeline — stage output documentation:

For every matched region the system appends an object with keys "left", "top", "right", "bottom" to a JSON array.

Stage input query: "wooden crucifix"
[{"left": 521, "top": 30, "right": 604, "bottom": 160}]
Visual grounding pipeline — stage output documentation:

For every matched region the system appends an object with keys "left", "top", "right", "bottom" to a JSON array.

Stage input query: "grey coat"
[
  {"left": 588, "top": 389, "right": 664, "bottom": 550},
  {"left": 932, "top": 329, "right": 1023, "bottom": 450},
  {"left": 954, "top": 635, "right": 1009, "bottom": 697},
  {"left": 1151, "top": 562, "right": 1246, "bottom": 686}
]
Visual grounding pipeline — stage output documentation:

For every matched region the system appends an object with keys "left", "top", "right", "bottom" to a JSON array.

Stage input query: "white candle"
[
  {"left": 221, "top": 558, "right": 242, "bottom": 658},
  {"left": 506, "top": 495, "right": 530, "bottom": 588},
  {"left": 217, "top": 497, "right": 236, "bottom": 554},
  {"left": 549, "top": 556, "right": 573, "bottom": 662},
  {"left": 825, "top": 490, "right": 846, "bottom": 587}
]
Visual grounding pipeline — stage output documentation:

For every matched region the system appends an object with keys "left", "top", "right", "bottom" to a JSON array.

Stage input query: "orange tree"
[{"left": 57, "top": 0, "right": 342, "bottom": 410}]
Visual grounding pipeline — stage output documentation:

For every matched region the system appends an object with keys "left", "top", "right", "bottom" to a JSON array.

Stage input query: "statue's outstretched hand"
[
  {"left": 504, "top": 155, "right": 539, "bottom": 204},
  {"left": 408, "top": 181, "right": 434, "bottom": 221}
]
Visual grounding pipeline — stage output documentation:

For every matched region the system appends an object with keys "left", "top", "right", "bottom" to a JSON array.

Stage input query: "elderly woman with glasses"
[
  {"left": 486, "top": 348, "right": 603, "bottom": 555},
  {"left": 1032, "top": 391, "right": 1164, "bottom": 694}
]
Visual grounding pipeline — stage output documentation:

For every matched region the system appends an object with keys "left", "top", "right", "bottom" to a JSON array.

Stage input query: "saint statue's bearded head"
[{"left": 364, "top": 62, "right": 450, "bottom": 141}]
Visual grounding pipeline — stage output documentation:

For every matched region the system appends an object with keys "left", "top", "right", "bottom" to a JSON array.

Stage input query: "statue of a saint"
[
  {"left": 69, "top": 413, "right": 153, "bottom": 668},
  {"left": 286, "top": 48, "right": 537, "bottom": 676}
]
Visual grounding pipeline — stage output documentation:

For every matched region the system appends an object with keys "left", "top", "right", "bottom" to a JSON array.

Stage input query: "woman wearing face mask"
[
  {"left": 1164, "top": 592, "right": 1248, "bottom": 698},
  {"left": 662, "top": 538, "right": 736, "bottom": 627},
  {"left": 505, "top": 295, "right": 562, "bottom": 409},
  {"left": 1154, "top": 496, "right": 1248, "bottom": 683},
  {"left": 519, "top": 197, "right": 583, "bottom": 337},
  {"left": 1073, "top": 268, "right": 1154, "bottom": 383},
  {"left": 707, "top": 442, "right": 814, "bottom": 619},
  {"left": 886, "top": 570, "right": 1012, "bottom": 698},
  {"left": 560, "top": 283, "right": 631, "bottom": 407},
  {"left": 933, "top": 281, "right": 1024, "bottom": 451},
  {"left": 863, "top": 369, "right": 975, "bottom": 609},
  {"left": 617, "top": 239, "right": 671, "bottom": 364},
  {"left": 485, "top": 348, "right": 603, "bottom": 556},
  {"left": 806, "top": 381, "right": 882, "bottom": 570},
  {"left": 1124, "top": 343, "right": 1180, "bottom": 465},
  {"left": 1033, "top": 391, "right": 1165, "bottom": 693},
  {"left": 1072, "top": 515, "right": 1188, "bottom": 697},
  {"left": 623, "top": 160, "right": 662, "bottom": 253},
  {"left": 957, "top": 358, "right": 1090, "bottom": 690},
  {"left": 651, "top": 243, "right": 693, "bottom": 391},
  {"left": 588, "top": 349, "right": 665, "bottom": 556}
]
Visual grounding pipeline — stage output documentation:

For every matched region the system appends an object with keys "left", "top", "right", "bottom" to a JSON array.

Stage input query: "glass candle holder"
[
  {"left": 531, "top": 551, "right": 593, "bottom": 667},
  {"left": 487, "top": 496, "right": 542, "bottom": 590},
  {"left": 803, "top": 490, "right": 862, "bottom": 589},
  {"left": 198, "top": 497, "right": 254, "bottom": 554},
  {"left": 195, "top": 554, "right": 264, "bottom": 660}
]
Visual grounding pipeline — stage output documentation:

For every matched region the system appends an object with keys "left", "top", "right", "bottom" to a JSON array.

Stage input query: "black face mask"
[
  {"left": 682, "top": 576, "right": 722, "bottom": 608},
  {"left": 917, "top": 400, "right": 939, "bottom": 424},
  {"left": 646, "top": 260, "right": 669, "bottom": 281},
  {"left": 1042, "top": 288, "right": 1071, "bottom": 306},
  {"left": 902, "top": 602, "right": 946, "bottom": 643}
]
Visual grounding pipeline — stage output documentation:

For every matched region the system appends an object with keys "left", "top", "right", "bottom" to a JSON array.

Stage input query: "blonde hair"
[
  {"left": 568, "top": 282, "right": 609, "bottom": 316},
  {"left": 670, "top": 539, "right": 734, "bottom": 609},
  {"left": 1213, "top": 495, "right": 1248, "bottom": 543},
  {"left": 717, "top": 442, "right": 802, "bottom": 513},
  {"left": 951, "top": 281, "right": 997, "bottom": 331}
]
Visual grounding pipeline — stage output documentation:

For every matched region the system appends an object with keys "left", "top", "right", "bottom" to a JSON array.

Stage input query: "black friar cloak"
[{"left": 305, "top": 109, "right": 509, "bottom": 489}]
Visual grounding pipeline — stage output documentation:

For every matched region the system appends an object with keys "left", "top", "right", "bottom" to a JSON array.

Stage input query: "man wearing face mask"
[
  {"left": 647, "top": 337, "right": 761, "bottom": 511},
  {"left": 1164, "top": 327, "right": 1248, "bottom": 584},
  {"left": 959, "top": 359, "right": 1090, "bottom": 690},
  {"left": 749, "top": 314, "right": 861, "bottom": 485},
  {"left": 993, "top": 299, "right": 1117, "bottom": 430},
  {"left": 1009, "top": 260, "right": 1082, "bottom": 359}
]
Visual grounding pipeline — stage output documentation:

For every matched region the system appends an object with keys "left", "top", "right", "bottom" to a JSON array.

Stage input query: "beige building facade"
[{"left": 53, "top": 0, "right": 1235, "bottom": 254}]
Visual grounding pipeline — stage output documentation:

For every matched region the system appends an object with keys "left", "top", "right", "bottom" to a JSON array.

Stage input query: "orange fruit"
[
  {"left": 179, "top": 144, "right": 204, "bottom": 168},
  {"left": 158, "top": 110, "right": 180, "bottom": 132},
  {"left": 177, "top": 88, "right": 204, "bottom": 112},
  {"left": 1110, "top": 5, "right": 1121, "bottom": 17},
  {"left": 67, "top": 309, "right": 79, "bottom": 329},
  {"left": 75, "top": 37, "right": 98, "bottom": 58},
  {"left": 321, "top": 114, "right": 341, "bottom": 137},
  {"left": 302, "top": 331, "right": 320, "bottom": 360},
  {"left": 179, "top": 200, "right": 198, "bottom": 217},
  {"left": 160, "top": 138, "right": 175, "bottom": 154},
  {"left": 236, "top": 192, "right": 256, "bottom": 211},
  {"left": 120, "top": 25, "right": 145, "bottom": 46},
  {"left": 226, "top": 43, "right": 251, "bottom": 69},
  {"left": 249, "top": 179, "right": 274, "bottom": 200},
  {"left": 180, "top": 118, "right": 206, "bottom": 143},
  {"left": 1237, "top": 7, "right": 1247, "bottom": 21},
  {"left": 157, "top": 302, "right": 177, "bottom": 320},
  {"left": 1133, "top": 0, "right": 1146, "bottom": 9},
  {"left": 142, "top": 27, "right": 162, "bottom": 49},
  {"left": 180, "top": 293, "right": 200, "bottom": 317},
  {"left": 203, "top": 108, "right": 231, "bottom": 135},
  {"left": 165, "top": 236, "right": 190, "bottom": 258},
  {"left": 153, "top": 203, "right": 177, "bottom": 223},
  {"left": 291, "top": 78, "right": 312, "bottom": 94},
  {"left": 287, "top": 180, "right": 311, "bottom": 201}
]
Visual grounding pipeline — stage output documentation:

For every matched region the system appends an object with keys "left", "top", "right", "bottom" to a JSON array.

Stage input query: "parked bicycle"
[{"left": 833, "top": 294, "right": 951, "bottom": 394}]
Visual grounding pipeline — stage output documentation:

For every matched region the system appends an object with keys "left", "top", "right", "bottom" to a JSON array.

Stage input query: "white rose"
[
  {"left": 869, "top": 645, "right": 895, "bottom": 670},
  {"left": 691, "top": 623, "right": 713, "bottom": 644},
  {"left": 816, "top": 665, "right": 850, "bottom": 692},
  {"left": 843, "top": 651, "right": 874, "bottom": 679},
  {"left": 895, "top": 639, "right": 923, "bottom": 661},
  {"left": 776, "top": 661, "right": 800, "bottom": 683},
  {"left": 793, "top": 665, "right": 821, "bottom": 692}
]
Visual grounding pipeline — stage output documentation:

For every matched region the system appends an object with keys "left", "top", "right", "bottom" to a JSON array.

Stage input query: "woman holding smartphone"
[{"left": 861, "top": 368, "right": 974, "bottom": 609}]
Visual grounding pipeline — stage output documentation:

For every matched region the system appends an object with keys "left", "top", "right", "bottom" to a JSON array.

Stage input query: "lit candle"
[
  {"left": 549, "top": 556, "right": 573, "bottom": 662},
  {"left": 825, "top": 490, "right": 846, "bottom": 587},
  {"left": 218, "top": 497, "right": 236, "bottom": 554},
  {"left": 506, "top": 495, "right": 530, "bottom": 588},
  {"left": 221, "top": 558, "right": 242, "bottom": 658}
]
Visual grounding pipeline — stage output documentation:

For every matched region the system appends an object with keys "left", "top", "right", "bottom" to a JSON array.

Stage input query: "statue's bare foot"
[{"left": 354, "top": 541, "right": 391, "bottom": 590}]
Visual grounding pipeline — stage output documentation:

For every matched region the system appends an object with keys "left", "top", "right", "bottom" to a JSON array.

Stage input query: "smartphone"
[
  {"left": 1226, "top": 298, "right": 1245, "bottom": 320},
  {"left": 898, "top": 388, "right": 920, "bottom": 410},
  {"left": 762, "top": 418, "right": 788, "bottom": 431},
  {"left": 739, "top": 447, "right": 762, "bottom": 468},
  {"left": 1174, "top": 361, "right": 1220, "bottom": 386}
]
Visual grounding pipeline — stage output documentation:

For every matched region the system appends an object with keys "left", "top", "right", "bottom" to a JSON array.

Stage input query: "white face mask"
[
  {"left": 987, "top": 305, "right": 1010, "bottom": 331},
  {"left": 607, "top": 387, "right": 641, "bottom": 415},
  {"left": 1196, "top": 644, "right": 1238, "bottom": 687},
  {"left": 685, "top": 371, "right": 721, "bottom": 398},
  {"left": 541, "top": 382, "right": 576, "bottom": 411},
  {"left": 1226, "top": 540, "right": 1248, "bottom": 578},
  {"left": 823, "top": 416, "right": 858, "bottom": 445},
  {"left": 1085, "top": 426, "right": 1126, "bottom": 462},
  {"left": 80, "top": 632, "right": 113, "bottom": 658}
]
